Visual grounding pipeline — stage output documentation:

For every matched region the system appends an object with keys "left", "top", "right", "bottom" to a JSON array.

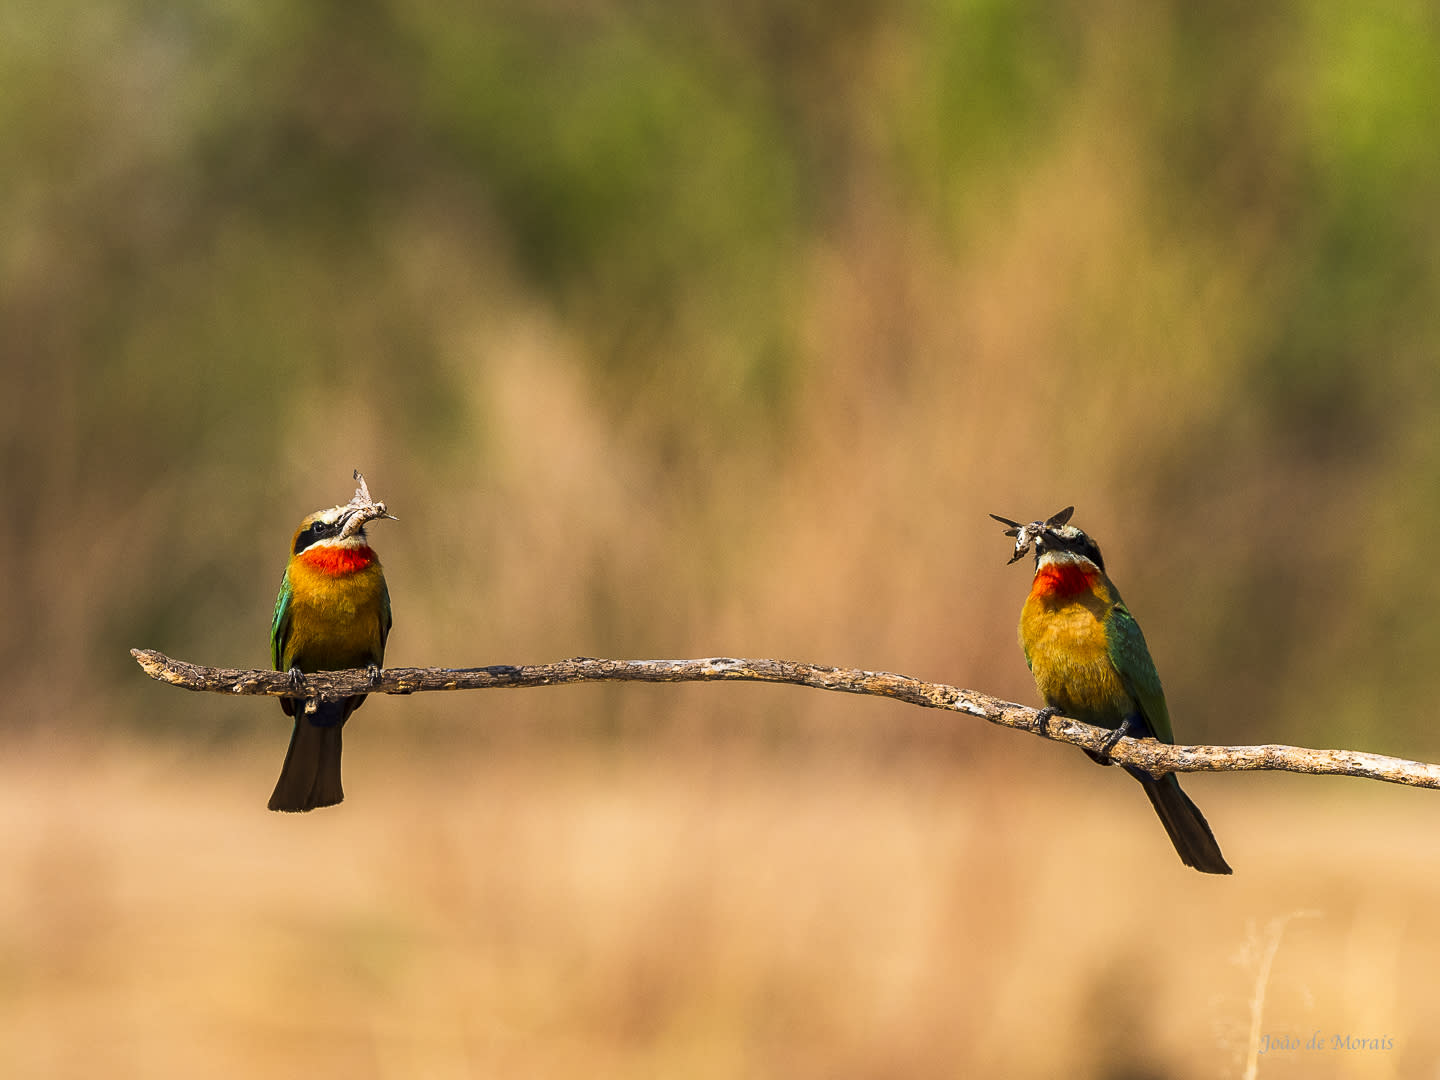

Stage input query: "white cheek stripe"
[{"left": 305, "top": 534, "right": 369, "bottom": 552}]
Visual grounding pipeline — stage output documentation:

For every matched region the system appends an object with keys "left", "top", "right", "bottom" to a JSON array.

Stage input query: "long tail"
[
  {"left": 268, "top": 700, "right": 350, "bottom": 812},
  {"left": 1129, "top": 770, "right": 1232, "bottom": 875}
]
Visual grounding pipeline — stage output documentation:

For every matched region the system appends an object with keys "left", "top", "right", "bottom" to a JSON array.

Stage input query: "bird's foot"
[
  {"left": 1032, "top": 706, "right": 1060, "bottom": 738},
  {"left": 367, "top": 662, "right": 383, "bottom": 688},
  {"left": 286, "top": 666, "right": 306, "bottom": 694},
  {"left": 1097, "top": 719, "right": 1134, "bottom": 763}
]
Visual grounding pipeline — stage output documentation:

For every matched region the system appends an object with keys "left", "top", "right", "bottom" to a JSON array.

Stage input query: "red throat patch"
[
  {"left": 299, "top": 545, "right": 375, "bottom": 576},
  {"left": 1030, "top": 561, "right": 1098, "bottom": 599}
]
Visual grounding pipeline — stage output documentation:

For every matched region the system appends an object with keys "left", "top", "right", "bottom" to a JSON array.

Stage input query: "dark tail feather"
[
  {"left": 268, "top": 701, "right": 348, "bottom": 812},
  {"left": 1130, "top": 770, "right": 1232, "bottom": 875}
]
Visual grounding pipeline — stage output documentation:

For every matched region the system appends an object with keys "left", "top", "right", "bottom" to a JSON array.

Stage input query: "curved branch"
[{"left": 130, "top": 648, "right": 1440, "bottom": 790}]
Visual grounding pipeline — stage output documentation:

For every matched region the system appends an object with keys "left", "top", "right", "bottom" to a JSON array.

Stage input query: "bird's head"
[
  {"left": 989, "top": 505, "right": 1106, "bottom": 573},
  {"left": 291, "top": 470, "right": 397, "bottom": 556}
]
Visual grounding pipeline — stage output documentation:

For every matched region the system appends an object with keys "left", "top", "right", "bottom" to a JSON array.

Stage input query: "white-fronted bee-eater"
[
  {"left": 269, "top": 471, "right": 394, "bottom": 812},
  {"left": 991, "top": 506, "right": 1231, "bottom": 874}
]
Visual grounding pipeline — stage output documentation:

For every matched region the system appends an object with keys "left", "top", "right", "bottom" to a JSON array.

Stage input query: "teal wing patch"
[
  {"left": 379, "top": 576, "right": 393, "bottom": 657},
  {"left": 1105, "top": 599, "right": 1174, "bottom": 743},
  {"left": 270, "top": 569, "right": 293, "bottom": 671}
]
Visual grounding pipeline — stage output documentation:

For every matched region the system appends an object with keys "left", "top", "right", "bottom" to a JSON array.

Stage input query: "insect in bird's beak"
[
  {"left": 338, "top": 470, "right": 397, "bottom": 539},
  {"left": 989, "top": 506, "right": 1074, "bottom": 564},
  {"left": 990, "top": 514, "right": 1043, "bottom": 564}
]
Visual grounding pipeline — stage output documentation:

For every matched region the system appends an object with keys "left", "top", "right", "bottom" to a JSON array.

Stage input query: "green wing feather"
[
  {"left": 270, "top": 569, "right": 293, "bottom": 671},
  {"left": 379, "top": 576, "right": 392, "bottom": 654},
  {"left": 1105, "top": 597, "right": 1174, "bottom": 744}
]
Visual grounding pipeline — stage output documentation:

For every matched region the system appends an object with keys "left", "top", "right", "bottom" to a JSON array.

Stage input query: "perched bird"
[
  {"left": 269, "top": 472, "right": 394, "bottom": 812},
  {"left": 990, "top": 507, "right": 1231, "bottom": 874}
]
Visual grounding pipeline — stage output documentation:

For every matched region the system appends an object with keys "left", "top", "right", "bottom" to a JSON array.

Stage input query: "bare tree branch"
[{"left": 130, "top": 648, "right": 1440, "bottom": 790}]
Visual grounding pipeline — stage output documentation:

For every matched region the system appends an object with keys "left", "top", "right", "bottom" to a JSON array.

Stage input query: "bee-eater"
[
  {"left": 269, "top": 472, "right": 394, "bottom": 812},
  {"left": 990, "top": 507, "right": 1231, "bottom": 874}
]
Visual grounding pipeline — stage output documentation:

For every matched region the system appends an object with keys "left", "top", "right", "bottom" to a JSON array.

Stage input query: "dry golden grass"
[{"left": 2, "top": 729, "right": 1436, "bottom": 1079}]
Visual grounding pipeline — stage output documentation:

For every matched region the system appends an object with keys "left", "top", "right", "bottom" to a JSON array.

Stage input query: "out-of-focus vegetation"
[{"left": 4, "top": 2, "right": 1440, "bottom": 1075}]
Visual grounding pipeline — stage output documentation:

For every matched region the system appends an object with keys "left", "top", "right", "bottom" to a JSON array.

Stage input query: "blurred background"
[{"left": 4, "top": 0, "right": 1440, "bottom": 1075}]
